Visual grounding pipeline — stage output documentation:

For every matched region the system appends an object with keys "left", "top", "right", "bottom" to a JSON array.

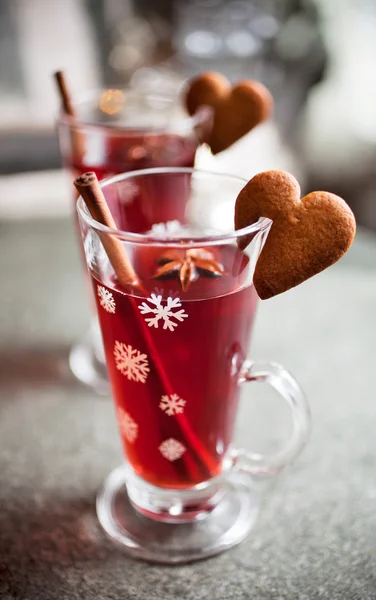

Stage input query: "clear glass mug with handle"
[
  {"left": 77, "top": 167, "right": 310, "bottom": 563},
  {"left": 57, "top": 87, "right": 212, "bottom": 393}
]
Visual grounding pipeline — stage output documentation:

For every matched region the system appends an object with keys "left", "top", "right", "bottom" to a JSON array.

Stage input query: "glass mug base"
[
  {"left": 69, "top": 320, "right": 110, "bottom": 395},
  {"left": 96, "top": 465, "right": 259, "bottom": 564}
]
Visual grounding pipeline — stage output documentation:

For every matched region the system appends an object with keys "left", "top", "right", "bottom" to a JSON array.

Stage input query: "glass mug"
[
  {"left": 57, "top": 87, "right": 211, "bottom": 393},
  {"left": 77, "top": 167, "right": 310, "bottom": 563}
]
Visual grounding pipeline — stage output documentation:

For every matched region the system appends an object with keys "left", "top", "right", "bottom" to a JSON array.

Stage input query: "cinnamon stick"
[
  {"left": 54, "top": 71, "right": 76, "bottom": 117},
  {"left": 74, "top": 172, "right": 138, "bottom": 289},
  {"left": 54, "top": 70, "right": 86, "bottom": 160}
]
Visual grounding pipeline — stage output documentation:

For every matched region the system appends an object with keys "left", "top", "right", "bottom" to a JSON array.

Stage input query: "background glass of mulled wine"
[
  {"left": 57, "top": 88, "right": 212, "bottom": 393},
  {"left": 77, "top": 167, "right": 310, "bottom": 563}
]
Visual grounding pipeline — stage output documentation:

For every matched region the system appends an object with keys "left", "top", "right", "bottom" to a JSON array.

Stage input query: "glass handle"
[{"left": 232, "top": 360, "right": 311, "bottom": 476}]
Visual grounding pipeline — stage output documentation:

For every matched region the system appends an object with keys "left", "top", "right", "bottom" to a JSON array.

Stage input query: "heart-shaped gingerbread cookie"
[
  {"left": 235, "top": 170, "right": 356, "bottom": 300},
  {"left": 185, "top": 72, "right": 273, "bottom": 154}
]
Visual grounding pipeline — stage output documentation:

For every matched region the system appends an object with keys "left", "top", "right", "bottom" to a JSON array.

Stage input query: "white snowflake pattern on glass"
[
  {"left": 116, "top": 407, "right": 138, "bottom": 443},
  {"left": 159, "top": 438, "right": 186, "bottom": 461},
  {"left": 97, "top": 285, "right": 116, "bottom": 313},
  {"left": 159, "top": 393, "right": 186, "bottom": 416},
  {"left": 152, "top": 287, "right": 179, "bottom": 300},
  {"left": 113, "top": 341, "right": 150, "bottom": 383},
  {"left": 138, "top": 294, "right": 188, "bottom": 331},
  {"left": 150, "top": 220, "right": 182, "bottom": 237}
]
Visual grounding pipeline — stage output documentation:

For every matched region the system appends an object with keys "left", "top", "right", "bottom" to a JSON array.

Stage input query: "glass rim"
[
  {"left": 57, "top": 87, "right": 212, "bottom": 136},
  {"left": 76, "top": 167, "right": 272, "bottom": 247}
]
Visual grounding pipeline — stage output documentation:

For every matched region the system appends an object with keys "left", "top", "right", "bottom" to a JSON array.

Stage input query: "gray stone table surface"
[{"left": 0, "top": 218, "right": 375, "bottom": 600}]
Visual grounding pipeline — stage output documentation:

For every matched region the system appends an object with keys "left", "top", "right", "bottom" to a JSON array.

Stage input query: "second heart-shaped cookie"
[
  {"left": 235, "top": 170, "right": 356, "bottom": 299},
  {"left": 185, "top": 72, "right": 273, "bottom": 154}
]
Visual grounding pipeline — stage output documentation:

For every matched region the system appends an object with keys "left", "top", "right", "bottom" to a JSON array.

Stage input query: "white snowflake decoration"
[
  {"left": 138, "top": 294, "right": 188, "bottom": 331},
  {"left": 159, "top": 438, "right": 186, "bottom": 461},
  {"left": 97, "top": 285, "right": 116, "bottom": 313},
  {"left": 159, "top": 393, "right": 186, "bottom": 416},
  {"left": 84, "top": 229, "right": 98, "bottom": 268},
  {"left": 116, "top": 407, "right": 138, "bottom": 443},
  {"left": 152, "top": 287, "right": 179, "bottom": 300},
  {"left": 113, "top": 341, "right": 150, "bottom": 383},
  {"left": 149, "top": 220, "right": 182, "bottom": 237}
]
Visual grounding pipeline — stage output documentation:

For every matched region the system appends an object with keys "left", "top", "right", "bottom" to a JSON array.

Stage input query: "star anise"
[{"left": 152, "top": 248, "right": 226, "bottom": 291}]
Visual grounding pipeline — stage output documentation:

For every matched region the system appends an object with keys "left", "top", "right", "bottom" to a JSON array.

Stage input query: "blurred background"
[{"left": 0, "top": 0, "right": 375, "bottom": 228}]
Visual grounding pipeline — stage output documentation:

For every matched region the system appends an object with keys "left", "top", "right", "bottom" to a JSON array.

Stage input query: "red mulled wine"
[{"left": 92, "top": 244, "right": 257, "bottom": 489}]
